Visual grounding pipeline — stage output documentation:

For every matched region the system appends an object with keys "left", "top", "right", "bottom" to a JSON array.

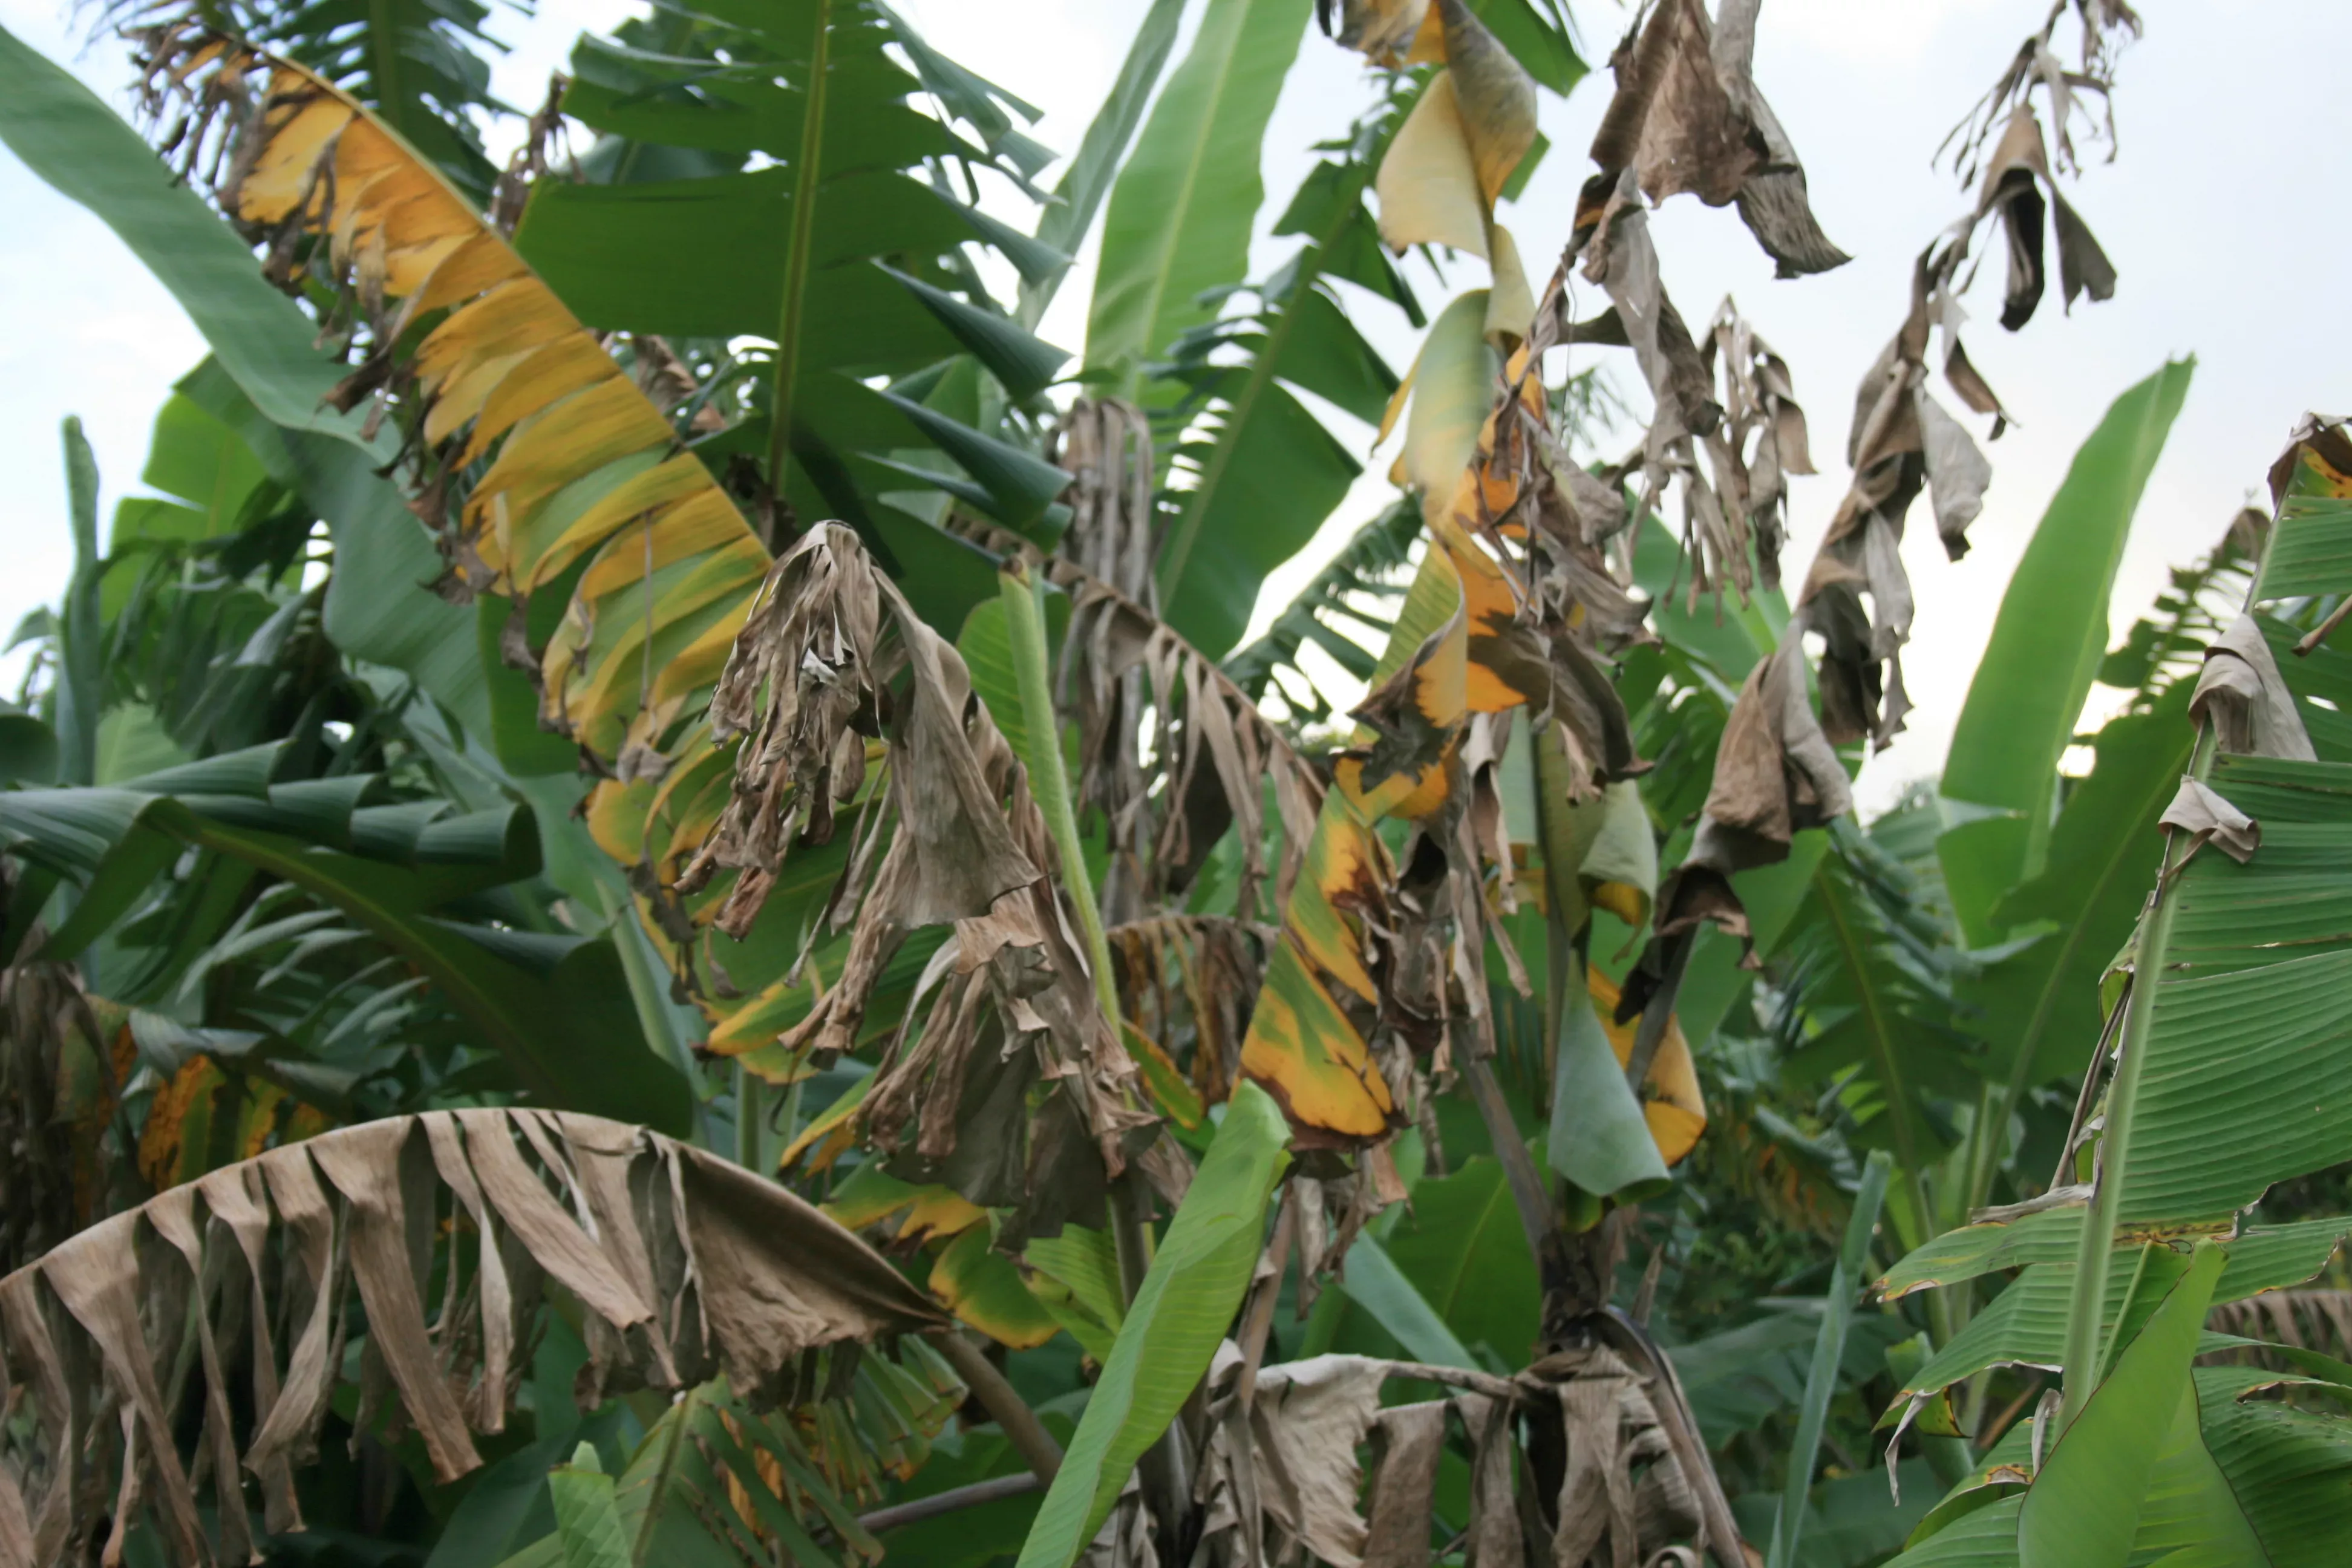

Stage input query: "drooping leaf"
[{"left": 0, "top": 1109, "right": 943, "bottom": 1564}]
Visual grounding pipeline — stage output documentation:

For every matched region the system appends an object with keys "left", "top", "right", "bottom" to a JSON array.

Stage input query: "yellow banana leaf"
[
  {"left": 1589, "top": 967, "right": 1706, "bottom": 1166},
  {"left": 1352, "top": 0, "right": 1538, "bottom": 344},
  {"left": 185, "top": 46, "right": 768, "bottom": 776}
]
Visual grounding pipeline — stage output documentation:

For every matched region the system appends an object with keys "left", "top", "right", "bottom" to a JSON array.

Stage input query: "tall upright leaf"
[
  {"left": 1084, "top": 0, "right": 1312, "bottom": 390},
  {"left": 1937, "top": 361, "right": 2192, "bottom": 940},
  {"left": 1014, "top": 1082, "right": 1290, "bottom": 1568},
  {"left": 1017, "top": 0, "right": 1191, "bottom": 327},
  {"left": 53, "top": 418, "right": 103, "bottom": 788}
]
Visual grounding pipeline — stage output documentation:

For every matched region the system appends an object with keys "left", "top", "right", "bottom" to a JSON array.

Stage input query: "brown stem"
[
  {"left": 1233, "top": 1191, "right": 1299, "bottom": 1410},
  {"left": 930, "top": 1331, "right": 1063, "bottom": 1485},
  {"left": 855, "top": 1474, "right": 1042, "bottom": 1535},
  {"left": 1621, "top": 932, "right": 1693, "bottom": 1094}
]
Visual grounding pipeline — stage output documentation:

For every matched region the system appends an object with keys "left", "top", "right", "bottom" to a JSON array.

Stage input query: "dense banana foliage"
[{"left": 0, "top": 0, "right": 2345, "bottom": 1565}]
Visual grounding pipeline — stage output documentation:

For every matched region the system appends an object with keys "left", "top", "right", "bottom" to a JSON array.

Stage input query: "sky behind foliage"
[{"left": 0, "top": 0, "right": 2334, "bottom": 808}]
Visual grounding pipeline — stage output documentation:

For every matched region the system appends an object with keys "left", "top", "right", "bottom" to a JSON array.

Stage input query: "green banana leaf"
[
  {"left": 1085, "top": 0, "right": 1311, "bottom": 388},
  {"left": 1770, "top": 1151, "right": 1895, "bottom": 1568},
  {"left": 2015, "top": 1242, "right": 2224, "bottom": 1567},
  {"left": 1018, "top": 0, "right": 1191, "bottom": 327},
  {"left": 0, "top": 22, "right": 373, "bottom": 442},
  {"left": 548, "top": 1445, "right": 635, "bottom": 1568},
  {"left": 1937, "top": 361, "right": 2192, "bottom": 942},
  {"left": 0, "top": 749, "right": 695, "bottom": 1134},
  {"left": 1014, "top": 1081, "right": 1290, "bottom": 1568}
]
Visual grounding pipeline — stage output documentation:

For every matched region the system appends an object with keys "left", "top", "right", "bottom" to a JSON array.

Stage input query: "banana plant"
[
  {"left": 13, "top": 0, "right": 2333, "bottom": 1564},
  {"left": 1878, "top": 423, "right": 2352, "bottom": 1565}
]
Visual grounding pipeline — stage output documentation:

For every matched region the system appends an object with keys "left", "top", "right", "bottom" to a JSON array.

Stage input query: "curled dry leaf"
[
  {"left": 1976, "top": 106, "right": 2117, "bottom": 333},
  {"left": 2158, "top": 776, "right": 2260, "bottom": 866},
  {"left": 1699, "top": 301, "right": 1814, "bottom": 593},
  {"left": 0, "top": 1109, "right": 942, "bottom": 1567},
  {"left": 681, "top": 524, "right": 1155, "bottom": 1192},
  {"left": 2190, "top": 615, "right": 2317, "bottom": 760},
  {"left": 1581, "top": 0, "right": 1848, "bottom": 278},
  {"left": 1679, "top": 638, "right": 1854, "bottom": 892},
  {"left": 129, "top": 34, "right": 768, "bottom": 779},
  {"left": 1357, "top": 0, "right": 1540, "bottom": 344},
  {"left": 1187, "top": 1345, "right": 1726, "bottom": 1568}
]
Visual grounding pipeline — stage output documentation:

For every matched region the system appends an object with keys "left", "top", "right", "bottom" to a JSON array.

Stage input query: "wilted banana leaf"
[
  {"left": 245, "top": 0, "right": 513, "bottom": 199},
  {"left": 0, "top": 1108, "right": 944, "bottom": 1567},
  {"left": 1014, "top": 1081, "right": 1290, "bottom": 1568}
]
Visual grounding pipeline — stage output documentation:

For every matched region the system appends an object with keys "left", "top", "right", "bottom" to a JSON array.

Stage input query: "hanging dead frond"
[
  {"left": 1186, "top": 1336, "right": 1742, "bottom": 1568},
  {"left": 678, "top": 524, "right": 1155, "bottom": 1193},
  {"left": 0, "top": 1108, "right": 943, "bottom": 1566},
  {"left": 1106, "top": 915, "right": 1275, "bottom": 1112},
  {"left": 960, "top": 517, "right": 1328, "bottom": 924},
  {"left": 1051, "top": 400, "right": 1158, "bottom": 608},
  {"left": 1700, "top": 301, "right": 1814, "bottom": 593},
  {"left": 1578, "top": 0, "right": 1849, "bottom": 279},
  {"left": 1941, "top": 0, "right": 2141, "bottom": 190}
]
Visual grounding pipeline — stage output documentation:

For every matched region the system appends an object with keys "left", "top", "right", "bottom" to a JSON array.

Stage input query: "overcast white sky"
[{"left": 1, "top": 0, "right": 2340, "bottom": 809}]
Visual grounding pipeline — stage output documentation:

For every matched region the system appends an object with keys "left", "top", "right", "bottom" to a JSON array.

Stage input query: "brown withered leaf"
[
  {"left": 1106, "top": 915, "right": 1275, "bottom": 1111},
  {"left": 0, "top": 1110, "right": 942, "bottom": 1566},
  {"left": 680, "top": 524, "right": 1153, "bottom": 1201},
  {"left": 0, "top": 954, "right": 117, "bottom": 1278},
  {"left": 1700, "top": 299, "right": 1815, "bottom": 592},
  {"left": 2190, "top": 615, "right": 2317, "bottom": 760},
  {"left": 959, "top": 517, "right": 1325, "bottom": 925},
  {"left": 1976, "top": 107, "right": 2116, "bottom": 332},
  {"left": 1052, "top": 399, "right": 1158, "bottom": 607},
  {"left": 2158, "top": 777, "right": 2260, "bottom": 866},
  {"left": 1583, "top": 0, "right": 1847, "bottom": 278},
  {"left": 1693, "top": 641, "right": 1854, "bottom": 874},
  {"left": 1187, "top": 1343, "right": 1728, "bottom": 1568}
]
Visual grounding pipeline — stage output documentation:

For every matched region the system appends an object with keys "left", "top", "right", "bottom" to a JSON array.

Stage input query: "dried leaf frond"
[
  {"left": 959, "top": 515, "right": 1327, "bottom": 924},
  {"left": 0, "top": 1108, "right": 941, "bottom": 1565},
  {"left": 1188, "top": 1332, "right": 1735, "bottom": 1568},
  {"left": 682, "top": 524, "right": 1154, "bottom": 1194}
]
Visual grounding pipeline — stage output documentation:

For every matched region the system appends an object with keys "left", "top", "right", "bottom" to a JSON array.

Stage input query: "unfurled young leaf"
[{"left": 1014, "top": 1080, "right": 1290, "bottom": 1568}]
